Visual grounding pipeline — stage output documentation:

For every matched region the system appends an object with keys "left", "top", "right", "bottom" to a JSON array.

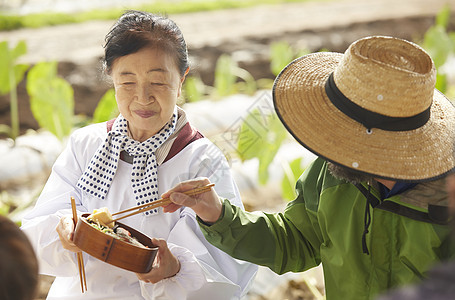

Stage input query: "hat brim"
[{"left": 273, "top": 52, "right": 455, "bottom": 181}]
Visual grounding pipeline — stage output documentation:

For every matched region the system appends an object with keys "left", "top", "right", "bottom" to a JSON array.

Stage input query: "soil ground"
[{"left": 1, "top": 0, "right": 455, "bottom": 299}]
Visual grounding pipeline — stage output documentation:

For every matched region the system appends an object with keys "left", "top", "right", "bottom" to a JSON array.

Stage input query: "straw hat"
[{"left": 273, "top": 36, "right": 455, "bottom": 181}]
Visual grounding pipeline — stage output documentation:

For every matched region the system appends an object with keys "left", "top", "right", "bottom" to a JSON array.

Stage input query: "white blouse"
[{"left": 21, "top": 121, "right": 257, "bottom": 300}]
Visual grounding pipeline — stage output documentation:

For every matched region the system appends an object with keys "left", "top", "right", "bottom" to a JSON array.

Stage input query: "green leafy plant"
[
  {"left": 237, "top": 109, "right": 285, "bottom": 179},
  {"left": 236, "top": 108, "right": 305, "bottom": 200},
  {"left": 0, "top": 40, "right": 29, "bottom": 141},
  {"left": 0, "top": 190, "right": 19, "bottom": 218},
  {"left": 0, "top": 188, "right": 43, "bottom": 224},
  {"left": 182, "top": 75, "right": 207, "bottom": 103},
  {"left": 26, "top": 61, "right": 74, "bottom": 140},
  {"left": 233, "top": 42, "right": 310, "bottom": 200},
  {"left": 213, "top": 54, "right": 238, "bottom": 97},
  {"left": 214, "top": 54, "right": 256, "bottom": 98},
  {"left": 270, "top": 41, "right": 296, "bottom": 76},
  {"left": 183, "top": 54, "right": 256, "bottom": 102},
  {"left": 270, "top": 41, "right": 309, "bottom": 76},
  {"left": 254, "top": 41, "right": 310, "bottom": 90},
  {"left": 92, "top": 88, "right": 118, "bottom": 123},
  {"left": 281, "top": 157, "right": 306, "bottom": 200},
  {"left": 420, "top": 4, "right": 455, "bottom": 95},
  {"left": 0, "top": 192, "right": 10, "bottom": 216}
]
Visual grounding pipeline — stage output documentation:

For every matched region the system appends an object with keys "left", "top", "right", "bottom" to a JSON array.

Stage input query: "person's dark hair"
[
  {"left": 104, "top": 10, "right": 189, "bottom": 77},
  {"left": 0, "top": 216, "right": 39, "bottom": 300}
]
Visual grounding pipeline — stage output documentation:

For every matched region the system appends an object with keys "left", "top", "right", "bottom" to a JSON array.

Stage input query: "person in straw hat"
[
  {"left": 378, "top": 173, "right": 455, "bottom": 299},
  {"left": 161, "top": 36, "right": 455, "bottom": 299}
]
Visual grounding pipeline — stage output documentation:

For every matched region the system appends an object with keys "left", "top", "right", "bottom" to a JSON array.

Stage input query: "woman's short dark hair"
[
  {"left": 104, "top": 10, "right": 189, "bottom": 77},
  {"left": 0, "top": 215, "right": 39, "bottom": 300}
]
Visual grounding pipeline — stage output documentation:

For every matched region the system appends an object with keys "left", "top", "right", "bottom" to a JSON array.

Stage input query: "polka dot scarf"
[{"left": 77, "top": 110, "right": 177, "bottom": 215}]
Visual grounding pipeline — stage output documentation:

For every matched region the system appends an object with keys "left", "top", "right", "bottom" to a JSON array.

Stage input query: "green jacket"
[{"left": 199, "top": 158, "right": 455, "bottom": 299}]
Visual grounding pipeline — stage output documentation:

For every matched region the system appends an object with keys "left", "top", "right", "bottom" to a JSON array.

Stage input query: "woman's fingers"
[
  {"left": 136, "top": 238, "right": 180, "bottom": 284},
  {"left": 56, "top": 216, "right": 81, "bottom": 252},
  {"left": 161, "top": 177, "right": 211, "bottom": 199},
  {"left": 161, "top": 178, "right": 223, "bottom": 224},
  {"left": 169, "top": 191, "right": 199, "bottom": 206},
  {"left": 161, "top": 202, "right": 182, "bottom": 213}
]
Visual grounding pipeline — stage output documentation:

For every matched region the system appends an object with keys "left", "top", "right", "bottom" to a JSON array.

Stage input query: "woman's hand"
[
  {"left": 161, "top": 178, "right": 223, "bottom": 224},
  {"left": 56, "top": 215, "right": 81, "bottom": 253},
  {"left": 136, "top": 238, "right": 180, "bottom": 284}
]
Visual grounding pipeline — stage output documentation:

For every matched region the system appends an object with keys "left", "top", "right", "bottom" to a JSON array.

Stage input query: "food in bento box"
[
  {"left": 86, "top": 207, "right": 147, "bottom": 249},
  {"left": 87, "top": 207, "right": 115, "bottom": 228}
]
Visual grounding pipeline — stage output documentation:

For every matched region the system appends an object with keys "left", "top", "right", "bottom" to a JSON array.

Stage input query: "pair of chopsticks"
[
  {"left": 112, "top": 183, "right": 215, "bottom": 222},
  {"left": 70, "top": 197, "right": 87, "bottom": 293}
]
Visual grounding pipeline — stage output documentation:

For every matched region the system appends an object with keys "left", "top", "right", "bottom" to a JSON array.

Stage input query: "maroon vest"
[{"left": 106, "top": 119, "right": 204, "bottom": 164}]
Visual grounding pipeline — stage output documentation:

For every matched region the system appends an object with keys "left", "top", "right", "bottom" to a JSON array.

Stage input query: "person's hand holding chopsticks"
[
  {"left": 56, "top": 215, "right": 82, "bottom": 253},
  {"left": 161, "top": 178, "right": 223, "bottom": 225}
]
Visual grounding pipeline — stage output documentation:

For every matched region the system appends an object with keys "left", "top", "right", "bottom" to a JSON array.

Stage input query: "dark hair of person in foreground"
[{"left": 0, "top": 215, "right": 39, "bottom": 300}]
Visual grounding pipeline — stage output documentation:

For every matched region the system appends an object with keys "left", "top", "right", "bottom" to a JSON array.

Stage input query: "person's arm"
[{"left": 163, "top": 158, "right": 326, "bottom": 275}]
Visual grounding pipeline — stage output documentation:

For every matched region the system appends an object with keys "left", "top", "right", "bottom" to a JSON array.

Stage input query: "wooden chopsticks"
[
  {"left": 112, "top": 183, "right": 215, "bottom": 222},
  {"left": 71, "top": 197, "right": 87, "bottom": 293}
]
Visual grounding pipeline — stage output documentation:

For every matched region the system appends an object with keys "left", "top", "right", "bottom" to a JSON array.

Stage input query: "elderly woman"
[{"left": 21, "top": 11, "right": 257, "bottom": 300}]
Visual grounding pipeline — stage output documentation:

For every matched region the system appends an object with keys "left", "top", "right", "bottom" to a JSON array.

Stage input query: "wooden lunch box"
[{"left": 73, "top": 213, "right": 158, "bottom": 273}]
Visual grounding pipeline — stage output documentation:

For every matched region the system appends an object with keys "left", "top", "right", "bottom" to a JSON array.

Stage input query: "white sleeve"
[
  {"left": 139, "top": 243, "right": 206, "bottom": 300},
  {"left": 151, "top": 211, "right": 256, "bottom": 300},
  {"left": 146, "top": 140, "right": 258, "bottom": 300},
  {"left": 21, "top": 131, "right": 88, "bottom": 277}
]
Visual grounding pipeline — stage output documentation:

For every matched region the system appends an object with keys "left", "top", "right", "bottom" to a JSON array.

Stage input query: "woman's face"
[{"left": 111, "top": 46, "right": 186, "bottom": 142}]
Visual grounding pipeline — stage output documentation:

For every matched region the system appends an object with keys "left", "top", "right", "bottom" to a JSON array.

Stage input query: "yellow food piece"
[{"left": 87, "top": 207, "right": 114, "bottom": 228}]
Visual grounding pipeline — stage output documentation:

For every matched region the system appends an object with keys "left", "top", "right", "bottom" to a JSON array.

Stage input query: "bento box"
[{"left": 73, "top": 213, "right": 158, "bottom": 273}]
